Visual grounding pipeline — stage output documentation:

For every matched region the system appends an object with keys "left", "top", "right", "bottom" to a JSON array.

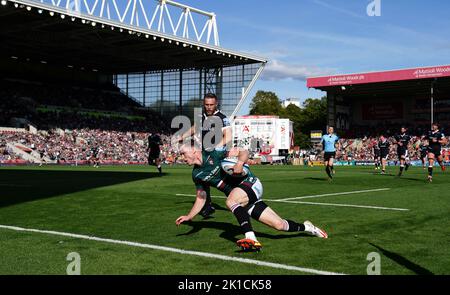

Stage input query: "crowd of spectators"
[
  {"left": 0, "top": 129, "right": 178, "bottom": 165},
  {"left": 0, "top": 135, "right": 23, "bottom": 163}
]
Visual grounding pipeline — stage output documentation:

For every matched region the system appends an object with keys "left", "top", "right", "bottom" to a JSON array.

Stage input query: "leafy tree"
[
  {"left": 249, "top": 91, "right": 282, "bottom": 115},
  {"left": 247, "top": 91, "right": 327, "bottom": 148}
]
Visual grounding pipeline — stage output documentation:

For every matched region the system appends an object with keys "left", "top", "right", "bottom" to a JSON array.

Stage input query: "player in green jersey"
[{"left": 175, "top": 145, "right": 328, "bottom": 251}]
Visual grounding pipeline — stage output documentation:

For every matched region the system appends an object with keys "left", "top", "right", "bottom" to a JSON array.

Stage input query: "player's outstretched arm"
[{"left": 175, "top": 189, "right": 207, "bottom": 226}]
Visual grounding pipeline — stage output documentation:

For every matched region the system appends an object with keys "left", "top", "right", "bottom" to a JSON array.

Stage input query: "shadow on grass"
[
  {"left": 369, "top": 243, "right": 434, "bottom": 275},
  {"left": 175, "top": 200, "right": 229, "bottom": 213},
  {"left": 177, "top": 220, "right": 312, "bottom": 244},
  {"left": 0, "top": 169, "right": 159, "bottom": 208}
]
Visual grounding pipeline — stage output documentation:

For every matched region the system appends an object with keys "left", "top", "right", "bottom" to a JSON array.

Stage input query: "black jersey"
[
  {"left": 426, "top": 130, "right": 445, "bottom": 150},
  {"left": 378, "top": 140, "right": 390, "bottom": 153},
  {"left": 200, "top": 110, "right": 230, "bottom": 150},
  {"left": 373, "top": 141, "right": 380, "bottom": 157},
  {"left": 148, "top": 134, "right": 161, "bottom": 154},
  {"left": 91, "top": 147, "right": 99, "bottom": 157},
  {"left": 394, "top": 133, "right": 411, "bottom": 150},
  {"left": 419, "top": 143, "right": 429, "bottom": 153}
]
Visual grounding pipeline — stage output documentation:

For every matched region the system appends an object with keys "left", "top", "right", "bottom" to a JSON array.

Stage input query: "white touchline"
[
  {"left": 274, "top": 188, "right": 391, "bottom": 202},
  {"left": 0, "top": 224, "right": 345, "bottom": 276}
]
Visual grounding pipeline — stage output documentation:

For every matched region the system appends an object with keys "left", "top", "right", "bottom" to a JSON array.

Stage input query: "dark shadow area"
[
  {"left": 211, "top": 202, "right": 229, "bottom": 212},
  {"left": 369, "top": 243, "right": 434, "bottom": 275},
  {"left": 177, "top": 220, "right": 311, "bottom": 244},
  {"left": 0, "top": 169, "right": 159, "bottom": 208},
  {"left": 174, "top": 201, "right": 230, "bottom": 214}
]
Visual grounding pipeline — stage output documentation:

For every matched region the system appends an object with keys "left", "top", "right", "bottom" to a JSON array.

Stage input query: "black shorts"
[
  {"left": 397, "top": 148, "right": 407, "bottom": 159},
  {"left": 428, "top": 148, "right": 441, "bottom": 157},
  {"left": 374, "top": 150, "right": 380, "bottom": 158},
  {"left": 380, "top": 151, "right": 389, "bottom": 160},
  {"left": 148, "top": 151, "right": 160, "bottom": 161},
  {"left": 324, "top": 152, "right": 336, "bottom": 161},
  {"left": 420, "top": 150, "right": 428, "bottom": 159}
]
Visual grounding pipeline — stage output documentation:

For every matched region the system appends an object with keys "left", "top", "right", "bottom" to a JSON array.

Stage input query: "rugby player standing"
[
  {"left": 373, "top": 137, "right": 381, "bottom": 170},
  {"left": 418, "top": 139, "right": 429, "bottom": 170},
  {"left": 424, "top": 123, "right": 447, "bottom": 182},
  {"left": 147, "top": 133, "right": 162, "bottom": 174},
  {"left": 393, "top": 127, "right": 412, "bottom": 177},
  {"left": 378, "top": 134, "right": 390, "bottom": 175},
  {"left": 320, "top": 127, "right": 340, "bottom": 180},
  {"left": 178, "top": 93, "right": 232, "bottom": 218}
]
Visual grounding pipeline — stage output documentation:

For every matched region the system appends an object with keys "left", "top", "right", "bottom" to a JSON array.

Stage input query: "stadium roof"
[
  {"left": 307, "top": 64, "right": 450, "bottom": 90},
  {"left": 0, "top": 0, "right": 267, "bottom": 74}
]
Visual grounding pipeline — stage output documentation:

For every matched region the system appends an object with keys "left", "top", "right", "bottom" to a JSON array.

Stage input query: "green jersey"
[{"left": 192, "top": 150, "right": 256, "bottom": 195}]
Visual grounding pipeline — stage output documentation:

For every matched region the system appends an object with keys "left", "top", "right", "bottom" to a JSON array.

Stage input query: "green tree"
[
  {"left": 247, "top": 91, "right": 327, "bottom": 149},
  {"left": 249, "top": 91, "right": 282, "bottom": 115}
]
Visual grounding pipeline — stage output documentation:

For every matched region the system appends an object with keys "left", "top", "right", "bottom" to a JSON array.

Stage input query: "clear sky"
[
  {"left": 173, "top": 0, "right": 450, "bottom": 114},
  {"left": 74, "top": 0, "right": 450, "bottom": 115}
]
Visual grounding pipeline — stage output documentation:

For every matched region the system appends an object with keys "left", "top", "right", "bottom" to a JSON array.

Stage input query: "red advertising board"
[
  {"left": 362, "top": 102, "right": 403, "bottom": 120},
  {"left": 307, "top": 65, "right": 450, "bottom": 88}
]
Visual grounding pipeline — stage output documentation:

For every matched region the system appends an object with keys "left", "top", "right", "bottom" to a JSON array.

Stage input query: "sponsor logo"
[
  {"left": 327, "top": 75, "right": 365, "bottom": 85},
  {"left": 413, "top": 67, "right": 450, "bottom": 78}
]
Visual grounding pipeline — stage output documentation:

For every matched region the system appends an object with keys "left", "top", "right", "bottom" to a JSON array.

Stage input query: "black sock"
[
  {"left": 231, "top": 205, "right": 253, "bottom": 234},
  {"left": 428, "top": 166, "right": 433, "bottom": 177},
  {"left": 325, "top": 166, "right": 332, "bottom": 178},
  {"left": 330, "top": 166, "right": 334, "bottom": 172},
  {"left": 400, "top": 166, "right": 404, "bottom": 173},
  {"left": 283, "top": 220, "right": 305, "bottom": 232}
]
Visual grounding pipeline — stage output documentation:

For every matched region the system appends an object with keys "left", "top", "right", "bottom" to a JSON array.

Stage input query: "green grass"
[{"left": 0, "top": 164, "right": 449, "bottom": 275}]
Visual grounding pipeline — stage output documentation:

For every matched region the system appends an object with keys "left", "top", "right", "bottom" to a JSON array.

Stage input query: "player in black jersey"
[
  {"left": 378, "top": 134, "right": 390, "bottom": 174},
  {"left": 89, "top": 145, "right": 100, "bottom": 168},
  {"left": 373, "top": 138, "right": 381, "bottom": 170},
  {"left": 417, "top": 140, "right": 429, "bottom": 169},
  {"left": 147, "top": 133, "right": 162, "bottom": 174},
  {"left": 424, "top": 123, "right": 447, "bottom": 182},
  {"left": 393, "top": 127, "right": 412, "bottom": 176}
]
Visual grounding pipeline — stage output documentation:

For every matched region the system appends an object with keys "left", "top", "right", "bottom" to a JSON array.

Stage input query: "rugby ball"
[{"left": 221, "top": 157, "right": 250, "bottom": 177}]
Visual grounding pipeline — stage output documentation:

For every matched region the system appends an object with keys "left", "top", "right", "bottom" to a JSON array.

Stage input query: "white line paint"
[
  {"left": 175, "top": 192, "right": 409, "bottom": 211},
  {"left": 274, "top": 188, "right": 391, "bottom": 202},
  {"left": 273, "top": 200, "right": 409, "bottom": 211},
  {"left": 0, "top": 224, "right": 345, "bottom": 275}
]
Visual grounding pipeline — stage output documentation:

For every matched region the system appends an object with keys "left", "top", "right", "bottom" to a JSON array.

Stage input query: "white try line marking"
[
  {"left": 175, "top": 192, "right": 409, "bottom": 212},
  {"left": 0, "top": 224, "right": 345, "bottom": 275},
  {"left": 274, "top": 188, "right": 391, "bottom": 202},
  {"left": 274, "top": 200, "right": 409, "bottom": 211}
]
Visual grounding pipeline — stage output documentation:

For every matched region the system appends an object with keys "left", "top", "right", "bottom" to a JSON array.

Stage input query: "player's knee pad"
[{"left": 248, "top": 201, "right": 268, "bottom": 220}]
